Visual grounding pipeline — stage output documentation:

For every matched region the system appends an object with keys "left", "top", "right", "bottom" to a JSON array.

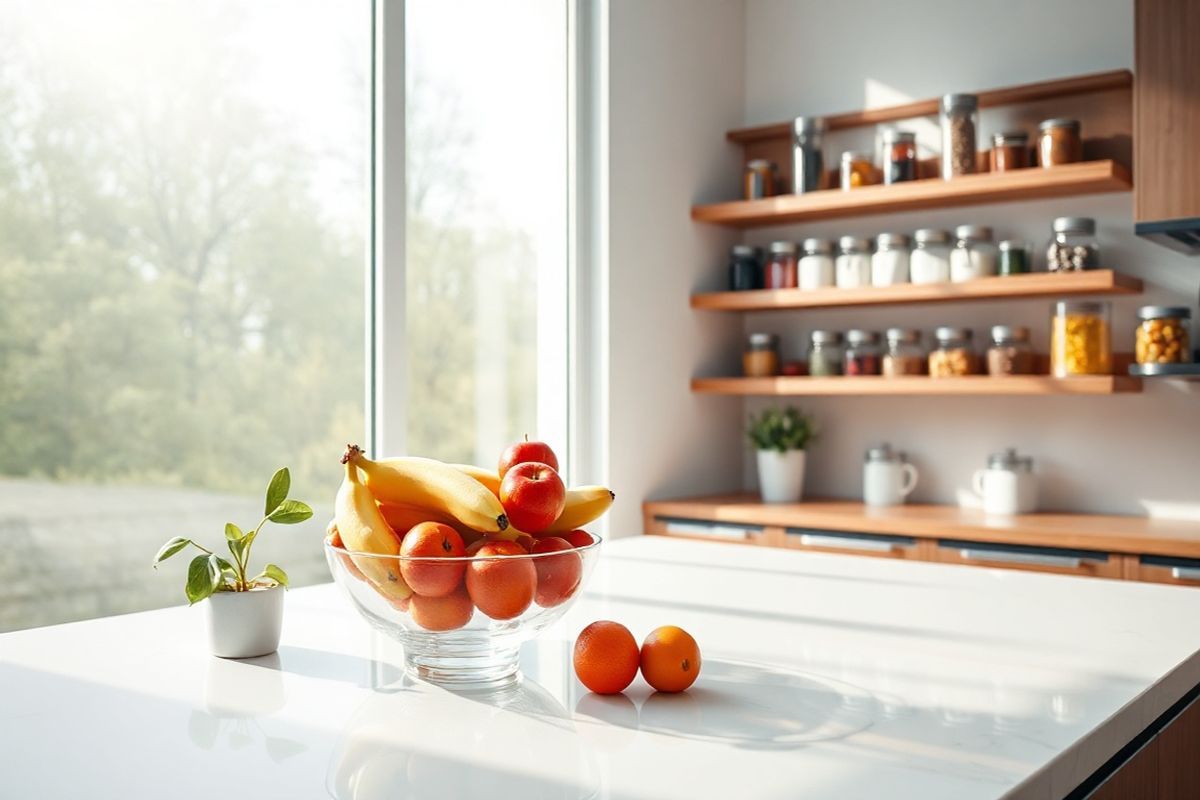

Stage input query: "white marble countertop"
[{"left": 4, "top": 535, "right": 1200, "bottom": 799}]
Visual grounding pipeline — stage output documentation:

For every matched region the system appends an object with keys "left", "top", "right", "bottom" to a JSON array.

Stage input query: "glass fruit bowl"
[{"left": 325, "top": 534, "right": 601, "bottom": 688}]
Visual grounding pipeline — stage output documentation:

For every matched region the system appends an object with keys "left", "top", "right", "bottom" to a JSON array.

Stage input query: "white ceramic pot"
[
  {"left": 863, "top": 459, "right": 919, "bottom": 507},
  {"left": 756, "top": 449, "right": 807, "bottom": 504},
  {"left": 972, "top": 468, "right": 1038, "bottom": 516},
  {"left": 206, "top": 586, "right": 284, "bottom": 659}
]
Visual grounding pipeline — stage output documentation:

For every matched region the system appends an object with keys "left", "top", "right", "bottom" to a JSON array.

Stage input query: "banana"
[
  {"left": 345, "top": 445, "right": 508, "bottom": 533},
  {"left": 450, "top": 463, "right": 502, "bottom": 498},
  {"left": 334, "top": 459, "right": 412, "bottom": 601},
  {"left": 543, "top": 485, "right": 615, "bottom": 533}
]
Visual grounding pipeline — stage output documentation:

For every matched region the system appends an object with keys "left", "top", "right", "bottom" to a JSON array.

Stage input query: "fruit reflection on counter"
[{"left": 329, "top": 440, "right": 613, "bottom": 631}]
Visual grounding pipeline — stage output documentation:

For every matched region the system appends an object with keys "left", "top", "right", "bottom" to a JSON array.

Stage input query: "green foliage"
[
  {"left": 155, "top": 467, "right": 311, "bottom": 601},
  {"left": 746, "top": 407, "right": 816, "bottom": 453}
]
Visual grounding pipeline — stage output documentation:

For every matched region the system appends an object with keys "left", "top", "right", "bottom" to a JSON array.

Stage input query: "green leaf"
[
  {"left": 214, "top": 555, "right": 237, "bottom": 576},
  {"left": 269, "top": 499, "right": 313, "bottom": 525},
  {"left": 260, "top": 564, "right": 288, "bottom": 587},
  {"left": 264, "top": 467, "right": 290, "bottom": 516},
  {"left": 185, "top": 554, "right": 220, "bottom": 604},
  {"left": 153, "top": 537, "right": 191, "bottom": 566},
  {"left": 224, "top": 522, "right": 245, "bottom": 542},
  {"left": 228, "top": 535, "right": 249, "bottom": 565}
]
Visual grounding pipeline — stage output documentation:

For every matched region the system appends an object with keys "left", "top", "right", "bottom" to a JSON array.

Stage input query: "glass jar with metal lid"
[
  {"left": 883, "top": 328, "right": 926, "bottom": 377},
  {"left": 871, "top": 233, "right": 911, "bottom": 287},
  {"left": 1051, "top": 300, "right": 1111, "bottom": 376},
  {"left": 792, "top": 116, "right": 827, "bottom": 194},
  {"left": 1038, "top": 118, "right": 1082, "bottom": 167},
  {"left": 910, "top": 228, "right": 951, "bottom": 284},
  {"left": 1136, "top": 306, "right": 1192, "bottom": 365},
  {"left": 836, "top": 236, "right": 872, "bottom": 289},
  {"left": 929, "top": 327, "right": 977, "bottom": 376},
  {"left": 844, "top": 330, "right": 882, "bottom": 376},
  {"left": 744, "top": 159, "right": 777, "bottom": 200},
  {"left": 990, "top": 131, "right": 1030, "bottom": 172},
  {"left": 743, "top": 333, "right": 780, "bottom": 377},
  {"left": 807, "top": 330, "right": 844, "bottom": 377},
  {"left": 840, "top": 151, "right": 878, "bottom": 190},
  {"left": 764, "top": 241, "right": 798, "bottom": 289},
  {"left": 949, "top": 224, "right": 997, "bottom": 282},
  {"left": 1045, "top": 217, "right": 1099, "bottom": 272},
  {"left": 728, "top": 244, "right": 763, "bottom": 291},
  {"left": 997, "top": 240, "right": 1030, "bottom": 275},
  {"left": 798, "top": 238, "right": 835, "bottom": 290},
  {"left": 940, "top": 93, "right": 978, "bottom": 178},
  {"left": 883, "top": 129, "right": 918, "bottom": 184},
  {"left": 987, "top": 325, "right": 1034, "bottom": 375}
]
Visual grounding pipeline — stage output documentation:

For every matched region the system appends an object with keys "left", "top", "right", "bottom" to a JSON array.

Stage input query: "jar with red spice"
[
  {"left": 764, "top": 241, "right": 798, "bottom": 289},
  {"left": 844, "top": 330, "right": 882, "bottom": 376},
  {"left": 883, "top": 129, "right": 918, "bottom": 184}
]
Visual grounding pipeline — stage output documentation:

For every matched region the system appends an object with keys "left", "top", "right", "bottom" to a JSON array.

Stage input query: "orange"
[
  {"left": 640, "top": 626, "right": 700, "bottom": 693},
  {"left": 573, "top": 621, "right": 639, "bottom": 694},
  {"left": 465, "top": 541, "right": 536, "bottom": 620},
  {"left": 409, "top": 586, "right": 473, "bottom": 631}
]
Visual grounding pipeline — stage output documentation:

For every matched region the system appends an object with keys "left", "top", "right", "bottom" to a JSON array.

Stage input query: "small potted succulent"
[
  {"left": 154, "top": 468, "right": 313, "bottom": 658},
  {"left": 747, "top": 406, "right": 815, "bottom": 504}
]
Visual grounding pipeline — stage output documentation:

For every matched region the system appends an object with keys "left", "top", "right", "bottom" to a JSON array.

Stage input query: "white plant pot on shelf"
[
  {"left": 756, "top": 449, "right": 807, "bottom": 504},
  {"left": 206, "top": 585, "right": 284, "bottom": 659}
]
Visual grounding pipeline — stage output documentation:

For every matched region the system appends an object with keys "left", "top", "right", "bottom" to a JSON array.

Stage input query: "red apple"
[
  {"left": 562, "top": 529, "right": 595, "bottom": 549},
  {"left": 531, "top": 536, "right": 582, "bottom": 607},
  {"left": 399, "top": 522, "right": 466, "bottom": 597},
  {"left": 500, "top": 462, "right": 566, "bottom": 533},
  {"left": 498, "top": 437, "right": 560, "bottom": 480}
]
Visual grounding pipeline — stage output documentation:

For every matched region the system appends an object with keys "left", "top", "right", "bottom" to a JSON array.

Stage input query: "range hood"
[{"left": 1136, "top": 218, "right": 1200, "bottom": 255}]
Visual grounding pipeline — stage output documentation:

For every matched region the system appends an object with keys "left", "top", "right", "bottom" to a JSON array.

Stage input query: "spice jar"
[
  {"left": 949, "top": 225, "right": 997, "bottom": 283},
  {"left": 883, "top": 129, "right": 918, "bottom": 184},
  {"left": 1136, "top": 306, "right": 1192, "bottom": 365},
  {"left": 929, "top": 327, "right": 977, "bottom": 376},
  {"left": 1038, "top": 119, "right": 1082, "bottom": 167},
  {"left": 1045, "top": 217, "right": 1100, "bottom": 272},
  {"left": 844, "top": 330, "right": 882, "bottom": 376},
  {"left": 940, "top": 93, "right": 978, "bottom": 178},
  {"left": 883, "top": 328, "right": 926, "bottom": 376},
  {"left": 1051, "top": 301, "right": 1111, "bottom": 376},
  {"left": 728, "top": 244, "right": 763, "bottom": 291},
  {"left": 997, "top": 240, "right": 1029, "bottom": 276},
  {"left": 807, "top": 330, "right": 843, "bottom": 377},
  {"left": 990, "top": 131, "right": 1030, "bottom": 172},
  {"left": 910, "top": 229, "right": 952, "bottom": 284},
  {"left": 835, "top": 236, "right": 872, "bottom": 289},
  {"left": 987, "top": 325, "right": 1034, "bottom": 375},
  {"left": 792, "top": 116, "right": 827, "bottom": 194},
  {"left": 840, "top": 151, "right": 877, "bottom": 190},
  {"left": 764, "top": 241, "right": 798, "bottom": 289},
  {"left": 871, "top": 233, "right": 911, "bottom": 287},
  {"left": 798, "top": 238, "right": 835, "bottom": 290},
  {"left": 744, "top": 159, "right": 777, "bottom": 200},
  {"left": 743, "top": 333, "right": 780, "bottom": 377}
]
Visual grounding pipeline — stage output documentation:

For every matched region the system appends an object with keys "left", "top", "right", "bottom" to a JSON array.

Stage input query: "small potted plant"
[
  {"left": 154, "top": 468, "right": 313, "bottom": 658},
  {"left": 747, "top": 406, "right": 815, "bottom": 504}
]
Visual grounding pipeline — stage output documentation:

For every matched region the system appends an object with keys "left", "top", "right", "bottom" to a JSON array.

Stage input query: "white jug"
[
  {"left": 972, "top": 448, "right": 1037, "bottom": 515},
  {"left": 863, "top": 444, "right": 918, "bottom": 507}
]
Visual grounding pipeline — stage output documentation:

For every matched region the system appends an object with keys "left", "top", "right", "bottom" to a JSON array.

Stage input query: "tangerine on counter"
[
  {"left": 573, "top": 621, "right": 639, "bottom": 695},
  {"left": 640, "top": 625, "right": 701, "bottom": 693}
]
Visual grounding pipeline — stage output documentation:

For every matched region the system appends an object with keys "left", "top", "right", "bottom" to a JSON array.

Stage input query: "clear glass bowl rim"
[{"left": 325, "top": 532, "right": 602, "bottom": 563}]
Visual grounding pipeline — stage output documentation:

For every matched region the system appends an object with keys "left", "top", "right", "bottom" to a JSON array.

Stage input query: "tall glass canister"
[
  {"left": 940, "top": 93, "right": 979, "bottom": 178},
  {"left": 792, "top": 116, "right": 827, "bottom": 194}
]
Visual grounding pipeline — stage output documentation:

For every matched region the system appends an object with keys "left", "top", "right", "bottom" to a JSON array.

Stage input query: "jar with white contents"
[
  {"left": 910, "top": 229, "right": 951, "bottom": 285},
  {"left": 835, "top": 236, "right": 872, "bottom": 289},
  {"left": 797, "top": 238, "right": 835, "bottom": 290},
  {"left": 949, "top": 225, "right": 997, "bottom": 283},
  {"left": 871, "top": 233, "right": 910, "bottom": 287}
]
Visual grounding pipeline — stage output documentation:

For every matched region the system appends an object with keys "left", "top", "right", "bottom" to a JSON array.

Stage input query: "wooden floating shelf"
[
  {"left": 691, "top": 161, "right": 1132, "bottom": 228},
  {"left": 691, "top": 374, "right": 1143, "bottom": 396},
  {"left": 692, "top": 270, "right": 1142, "bottom": 312},
  {"left": 727, "top": 70, "right": 1133, "bottom": 143}
]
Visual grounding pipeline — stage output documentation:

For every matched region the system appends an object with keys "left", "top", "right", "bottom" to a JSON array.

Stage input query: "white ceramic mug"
[
  {"left": 863, "top": 459, "right": 918, "bottom": 507},
  {"left": 972, "top": 468, "right": 1037, "bottom": 515}
]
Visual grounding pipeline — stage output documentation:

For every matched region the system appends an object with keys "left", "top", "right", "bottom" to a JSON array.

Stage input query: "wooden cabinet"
[
  {"left": 1083, "top": 695, "right": 1200, "bottom": 799},
  {"left": 1132, "top": 556, "right": 1200, "bottom": 587},
  {"left": 933, "top": 540, "right": 1125, "bottom": 581},
  {"left": 1087, "top": 736, "right": 1159, "bottom": 800}
]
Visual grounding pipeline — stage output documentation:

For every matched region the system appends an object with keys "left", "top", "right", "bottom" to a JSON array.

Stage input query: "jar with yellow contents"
[
  {"left": 1050, "top": 301, "right": 1111, "bottom": 376},
  {"left": 1136, "top": 306, "right": 1192, "bottom": 365}
]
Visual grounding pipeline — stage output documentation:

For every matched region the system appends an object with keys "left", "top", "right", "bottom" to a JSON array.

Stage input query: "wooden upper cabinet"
[{"left": 1135, "top": 0, "right": 1200, "bottom": 227}]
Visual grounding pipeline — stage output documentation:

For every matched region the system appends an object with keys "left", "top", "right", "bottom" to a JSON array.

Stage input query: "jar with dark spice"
[
  {"left": 807, "top": 330, "right": 843, "bottom": 377},
  {"left": 840, "top": 151, "right": 878, "bottom": 190},
  {"left": 1045, "top": 217, "right": 1100, "bottom": 272},
  {"left": 929, "top": 327, "right": 977, "bottom": 376},
  {"left": 743, "top": 333, "right": 780, "bottom": 377},
  {"left": 883, "top": 328, "right": 926, "bottom": 376},
  {"left": 997, "top": 240, "right": 1029, "bottom": 276},
  {"left": 990, "top": 131, "right": 1029, "bottom": 172},
  {"left": 728, "top": 244, "right": 763, "bottom": 291},
  {"left": 987, "top": 326, "right": 1034, "bottom": 375},
  {"left": 764, "top": 241, "right": 799, "bottom": 289},
  {"left": 744, "top": 159, "right": 777, "bottom": 199},
  {"left": 883, "top": 129, "right": 918, "bottom": 184},
  {"left": 1038, "top": 119, "right": 1082, "bottom": 167},
  {"left": 940, "top": 93, "right": 978, "bottom": 178},
  {"left": 844, "top": 329, "right": 882, "bottom": 376},
  {"left": 792, "top": 116, "right": 827, "bottom": 194}
]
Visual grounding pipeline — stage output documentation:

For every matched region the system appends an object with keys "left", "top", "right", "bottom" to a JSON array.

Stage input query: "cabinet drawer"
[
  {"left": 1134, "top": 556, "right": 1200, "bottom": 587},
  {"left": 649, "top": 516, "right": 768, "bottom": 546},
  {"left": 935, "top": 539, "right": 1122, "bottom": 579},
  {"left": 785, "top": 528, "right": 920, "bottom": 559}
]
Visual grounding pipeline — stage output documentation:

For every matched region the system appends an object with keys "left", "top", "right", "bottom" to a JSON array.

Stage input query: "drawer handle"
[
  {"left": 1171, "top": 567, "right": 1200, "bottom": 581},
  {"left": 958, "top": 549, "right": 1082, "bottom": 569},
  {"left": 665, "top": 521, "right": 750, "bottom": 540},
  {"left": 799, "top": 534, "right": 899, "bottom": 552}
]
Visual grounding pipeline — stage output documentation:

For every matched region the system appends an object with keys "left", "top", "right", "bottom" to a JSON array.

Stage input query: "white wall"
[{"left": 734, "top": 0, "right": 1200, "bottom": 516}]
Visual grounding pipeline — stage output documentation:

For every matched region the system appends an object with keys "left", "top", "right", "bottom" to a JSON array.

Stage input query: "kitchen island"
[{"left": 3, "top": 536, "right": 1199, "bottom": 799}]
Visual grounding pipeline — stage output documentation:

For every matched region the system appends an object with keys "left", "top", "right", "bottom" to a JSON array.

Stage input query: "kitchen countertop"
[{"left": 4, "top": 535, "right": 1200, "bottom": 799}]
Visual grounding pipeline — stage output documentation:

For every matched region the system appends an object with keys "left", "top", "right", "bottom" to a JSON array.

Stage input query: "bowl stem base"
[{"left": 404, "top": 644, "right": 521, "bottom": 690}]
